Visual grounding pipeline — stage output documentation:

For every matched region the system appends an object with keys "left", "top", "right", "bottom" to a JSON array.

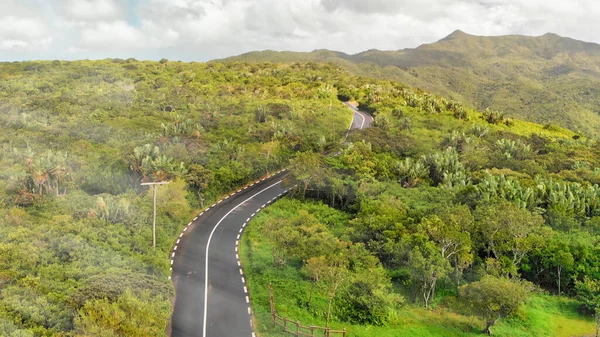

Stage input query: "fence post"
[
  {"left": 296, "top": 320, "right": 300, "bottom": 336},
  {"left": 310, "top": 325, "right": 315, "bottom": 337},
  {"left": 343, "top": 328, "right": 347, "bottom": 337},
  {"left": 284, "top": 317, "right": 288, "bottom": 331},
  {"left": 270, "top": 283, "right": 276, "bottom": 326}
]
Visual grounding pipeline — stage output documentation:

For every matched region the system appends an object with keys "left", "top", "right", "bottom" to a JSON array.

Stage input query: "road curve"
[
  {"left": 345, "top": 102, "right": 373, "bottom": 129},
  {"left": 170, "top": 103, "right": 371, "bottom": 337}
]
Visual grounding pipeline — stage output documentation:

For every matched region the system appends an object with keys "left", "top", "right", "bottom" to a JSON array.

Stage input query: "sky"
[{"left": 0, "top": 0, "right": 598, "bottom": 62}]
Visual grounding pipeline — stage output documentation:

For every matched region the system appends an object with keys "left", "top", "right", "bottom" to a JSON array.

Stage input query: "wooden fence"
[{"left": 269, "top": 284, "right": 346, "bottom": 337}]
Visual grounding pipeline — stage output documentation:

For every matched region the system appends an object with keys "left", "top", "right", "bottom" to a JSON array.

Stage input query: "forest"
[
  {"left": 0, "top": 59, "right": 351, "bottom": 336},
  {"left": 240, "top": 80, "right": 600, "bottom": 335},
  {"left": 1, "top": 58, "right": 600, "bottom": 336}
]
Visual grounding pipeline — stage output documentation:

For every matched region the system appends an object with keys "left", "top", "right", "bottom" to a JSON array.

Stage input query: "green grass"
[{"left": 240, "top": 200, "right": 596, "bottom": 337}]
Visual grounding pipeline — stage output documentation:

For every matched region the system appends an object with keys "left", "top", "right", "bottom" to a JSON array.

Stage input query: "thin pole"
[
  {"left": 330, "top": 99, "right": 334, "bottom": 142},
  {"left": 153, "top": 185, "right": 157, "bottom": 248},
  {"left": 141, "top": 181, "right": 169, "bottom": 249}
]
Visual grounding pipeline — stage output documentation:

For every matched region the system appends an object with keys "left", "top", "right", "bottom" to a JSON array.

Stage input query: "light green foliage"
[
  {"left": 460, "top": 276, "right": 531, "bottom": 335},
  {"left": 495, "top": 139, "right": 534, "bottom": 160},
  {"left": 0, "top": 59, "right": 355, "bottom": 335},
  {"left": 575, "top": 277, "right": 600, "bottom": 314},
  {"left": 74, "top": 290, "right": 170, "bottom": 337},
  {"left": 474, "top": 200, "right": 548, "bottom": 276}
]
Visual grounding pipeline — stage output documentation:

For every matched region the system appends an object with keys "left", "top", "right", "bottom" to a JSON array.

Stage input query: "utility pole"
[
  {"left": 141, "top": 181, "right": 170, "bottom": 248},
  {"left": 330, "top": 99, "right": 335, "bottom": 142}
]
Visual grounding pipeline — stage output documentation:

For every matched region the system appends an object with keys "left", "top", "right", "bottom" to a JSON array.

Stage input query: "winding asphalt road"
[{"left": 170, "top": 103, "right": 372, "bottom": 337}]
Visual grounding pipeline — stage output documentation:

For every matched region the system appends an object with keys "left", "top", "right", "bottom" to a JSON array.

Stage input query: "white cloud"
[
  {"left": 1, "top": 0, "right": 600, "bottom": 60},
  {"left": 0, "top": 16, "right": 52, "bottom": 51},
  {"left": 81, "top": 20, "right": 146, "bottom": 48},
  {"left": 62, "top": 0, "right": 124, "bottom": 21}
]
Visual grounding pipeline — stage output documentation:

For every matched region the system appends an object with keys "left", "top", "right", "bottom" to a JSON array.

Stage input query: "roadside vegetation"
[
  {"left": 241, "top": 80, "right": 600, "bottom": 336},
  {"left": 0, "top": 59, "right": 351, "bottom": 336}
]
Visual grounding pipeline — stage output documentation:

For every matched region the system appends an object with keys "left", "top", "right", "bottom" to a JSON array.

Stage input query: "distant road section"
[
  {"left": 345, "top": 102, "right": 373, "bottom": 129},
  {"left": 170, "top": 103, "right": 372, "bottom": 337}
]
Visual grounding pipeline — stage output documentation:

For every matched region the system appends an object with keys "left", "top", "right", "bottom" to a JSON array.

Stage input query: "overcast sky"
[{"left": 1, "top": 0, "right": 598, "bottom": 62}]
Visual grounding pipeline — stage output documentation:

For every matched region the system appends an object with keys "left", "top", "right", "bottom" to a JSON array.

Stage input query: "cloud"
[
  {"left": 61, "top": 0, "right": 124, "bottom": 21},
  {"left": 0, "top": 16, "right": 52, "bottom": 51},
  {"left": 0, "top": 0, "right": 599, "bottom": 61},
  {"left": 81, "top": 21, "right": 146, "bottom": 49}
]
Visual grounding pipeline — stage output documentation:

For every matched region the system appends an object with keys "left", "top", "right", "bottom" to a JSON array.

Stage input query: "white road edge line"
[
  {"left": 242, "top": 276, "right": 245, "bottom": 283},
  {"left": 201, "top": 180, "right": 282, "bottom": 337}
]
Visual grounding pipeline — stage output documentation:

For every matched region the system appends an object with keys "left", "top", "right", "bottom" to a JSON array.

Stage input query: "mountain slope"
[{"left": 220, "top": 31, "right": 600, "bottom": 135}]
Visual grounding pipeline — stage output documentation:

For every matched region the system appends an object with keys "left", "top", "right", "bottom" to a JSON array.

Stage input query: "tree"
[
  {"left": 474, "top": 200, "right": 548, "bottom": 277},
  {"left": 407, "top": 241, "right": 451, "bottom": 308},
  {"left": 186, "top": 164, "right": 214, "bottom": 207},
  {"left": 460, "top": 276, "right": 530, "bottom": 335},
  {"left": 553, "top": 250, "right": 574, "bottom": 296},
  {"left": 288, "top": 152, "right": 325, "bottom": 199},
  {"left": 322, "top": 254, "right": 348, "bottom": 327},
  {"left": 421, "top": 204, "right": 474, "bottom": 286},
  {"left": 575, "top": 277, "right": 600, "bottom": 314}
]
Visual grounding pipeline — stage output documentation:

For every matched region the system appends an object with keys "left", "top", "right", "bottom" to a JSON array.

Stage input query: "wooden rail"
[{"left": 269, "top": 284, "right": 346, "bottom": 337}]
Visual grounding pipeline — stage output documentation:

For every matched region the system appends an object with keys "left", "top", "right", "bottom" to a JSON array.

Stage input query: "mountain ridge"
[{"left": 218, "top": 31, "right": 600, "bottom": 135}]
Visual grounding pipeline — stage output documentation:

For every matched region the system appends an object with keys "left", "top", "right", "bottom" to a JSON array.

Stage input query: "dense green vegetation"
[
  {"left": 222, "top": 30, "right": 600, "bottom": 136},
  {"left": 0, "top": 59, "right": 353, "bottom": 336},
  {"left": 241, "top": 80, "right": 600, "bottom": 335},
  {"left": 2, "top": 55, "right": 600, "bottom": 337}
]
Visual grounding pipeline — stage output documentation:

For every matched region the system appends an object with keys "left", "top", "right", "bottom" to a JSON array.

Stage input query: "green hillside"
[
  {"left": 1, "top": 59, "right": 599, "bottom": 336},
  {"left": 221, "top": 31, "right": 600, "bottom": 136},
  {"left": 240, "top": 78, "right": 600, "bottom": 337},
  {"left": 0, "top": 59, "right": 352, "bottom": 336}
]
